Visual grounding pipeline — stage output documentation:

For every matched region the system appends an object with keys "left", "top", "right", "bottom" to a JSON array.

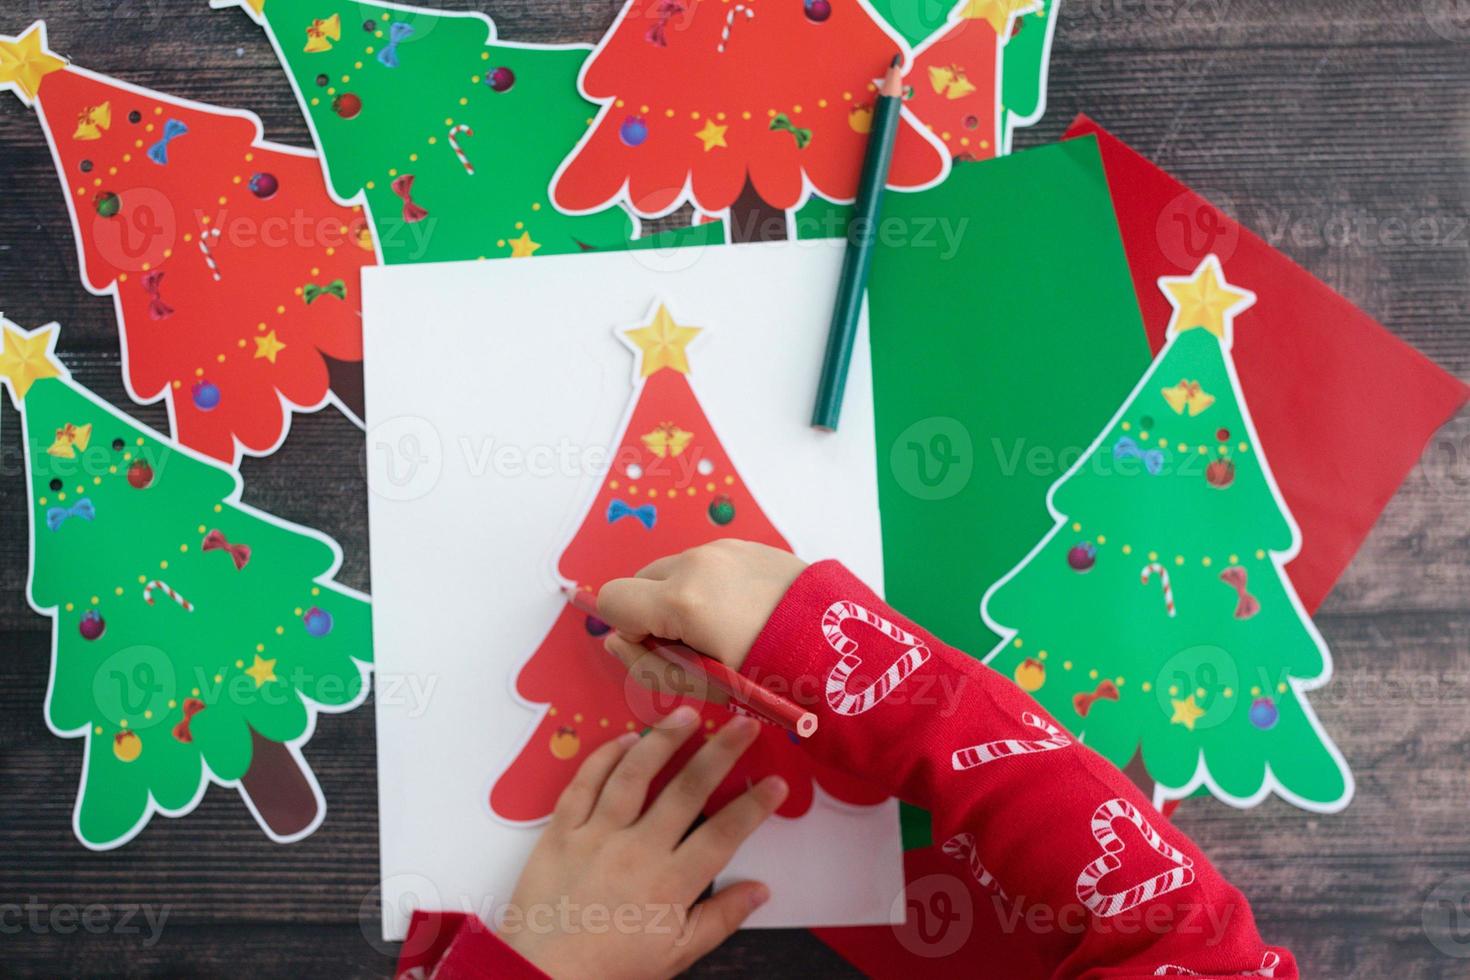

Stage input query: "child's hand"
[
  {"left": 596, "top": 540, "right": 806, "bottom": 699},
  {"left": 499, "top": 706, "right": 788, "bottom": 980}
]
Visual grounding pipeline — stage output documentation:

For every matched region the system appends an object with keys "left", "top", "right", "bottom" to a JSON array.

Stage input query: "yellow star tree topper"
[
  {"left": 624, "top": 304, "right": 701, "bottom": 377},
  {"left": 0, "top": 320, "right": 64, "bottom": 405},
  {"left": 0, "top": 23, "right": 66, "bottom": 106},
  {"left": 1159, "top": 254, "right": 1257, "bottom": 345}
]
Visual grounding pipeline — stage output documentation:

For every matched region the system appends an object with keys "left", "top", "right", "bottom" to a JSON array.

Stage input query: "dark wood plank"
[{"left": 1, "top": 0, "right": 1467, "bottom": 977}]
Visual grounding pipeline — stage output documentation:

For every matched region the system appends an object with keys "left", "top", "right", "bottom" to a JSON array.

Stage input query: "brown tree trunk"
[
  {"left": 323, "top": 353, "right": 366, "bottom": 423},
  {"left": 1122, "top": 749, "right": 1158, "bottom": 801},
  {"left": 728, "top": 174, "right": 789, "bottom": 243},
  {"left": 239, "top": 728, "right": 321, "bottom": 840}
]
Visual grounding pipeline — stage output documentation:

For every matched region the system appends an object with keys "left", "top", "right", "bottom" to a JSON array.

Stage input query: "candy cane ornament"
[
  {"left": 716, "top": 3, "right": 754, "bottom": 53},
  {"left": 821, "top": 599, "right": 930, "bottom": 716},
  {"left": 142, "top": 579, "right": 194, "bottom": 613},
  {"left": 446, "top": 124, "right": 476, "bottom": 176},
  {"left": 951, "top": 711, "right": 1072, "bottom": 770},
  {"left": 1141, "top": 562, "right": 1176, "bottom": 617},
  {"left": 197, "top": 227, "right": 222, "bottom": 282},
  {"left": 941, "top": 833, "right": 1008, "bottom": 898},
  {"left": 1075, "top": 798, "right": 1195, "bottom": 918}
]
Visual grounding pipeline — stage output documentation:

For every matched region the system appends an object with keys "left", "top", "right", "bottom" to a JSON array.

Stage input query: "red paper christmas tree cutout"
[
  {"left": 490, "top": 304, "right": 885, "bottom": 822},
  {"left": 4, "top": 23, "right": 373, "bottom": 465},
  {"left": 552, "top": 0, "right": 948, "bottom": 241}
]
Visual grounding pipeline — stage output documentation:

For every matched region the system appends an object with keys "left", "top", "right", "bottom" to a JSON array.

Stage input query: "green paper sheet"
[
  {"left": 865, "top": 137, "right": 1152, "bottom": 844},
  {"left": 982, "top": 259, "right": 1352, "bottom": 813}
]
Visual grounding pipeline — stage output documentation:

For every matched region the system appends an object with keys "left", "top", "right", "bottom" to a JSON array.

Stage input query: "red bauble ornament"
[
  {"left": 1206, "top": 458, "right": 1236, "bottom": 489},
  {"left": 127, "top": 460, "right": 154, "bottom": 489},
  {"left": 332, "top": 93, "right": 362, "bottom": 119},
  {"left": 1216, "top": 428, "right": 1230, "bottom": 441}
]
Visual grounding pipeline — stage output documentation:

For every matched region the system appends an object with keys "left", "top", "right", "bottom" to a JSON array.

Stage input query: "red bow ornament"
[
  {"left": 391, "top": 174, "right": 429, "bottom": 223},
  {"left": 202, "top": 528, "right": 252, "bottom": 571},
  {"left": 1219, "top": 565, "right": 1261, "bottom": 620}
]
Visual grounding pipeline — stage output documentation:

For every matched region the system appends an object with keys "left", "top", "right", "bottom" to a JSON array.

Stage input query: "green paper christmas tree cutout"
[
  {"left": 218, "top": 0, "right": 720, "bottom": 261},
  {"left": 981, "top": 256, "right": 1353, "bottom": 813},
  {"left": 1, "top": 318, "right": 373, "bottom": 848},
  {"left": 868, "top": 0, "right": 1059, "bottom": 151}
]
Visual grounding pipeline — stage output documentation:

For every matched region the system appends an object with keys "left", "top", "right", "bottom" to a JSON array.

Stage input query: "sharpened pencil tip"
[{"left": 890, "top": 53, "right": 902, "bottom": 68}]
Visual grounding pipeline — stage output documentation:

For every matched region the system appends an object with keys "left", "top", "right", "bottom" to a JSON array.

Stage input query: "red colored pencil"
[{"left": 563, "top": 585, "right": 818, "bottom": 739}]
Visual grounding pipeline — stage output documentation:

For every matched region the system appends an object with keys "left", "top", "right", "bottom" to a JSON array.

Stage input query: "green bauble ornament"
[{"left": 707, "top": 494, "right": 735, "bottom": 526}]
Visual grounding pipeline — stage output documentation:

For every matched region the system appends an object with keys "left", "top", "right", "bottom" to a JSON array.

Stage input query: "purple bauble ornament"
[
  {"left": 804, "top": 0, "right": 832, "bottom": 22},
  {"left": 1249, "top": 697, "right": 1279, "bottom": 730},
  {"left": 584, "top": 615, "right": 611, "bottom": 637},
  {"left": 248, "top": 172, "right": 279, "bottom": 200},
  {"left": 303, "top": 606, "right": 334, "bottom": 638},
  {"left": 1067, "top": 541, "right": 1096, "bottom": 573},
  {"left": 332, "top": 93, "right": 363, "bottom": 119},
  {"left": 486, "top": 66, "right": 516, "bottom": 93},
  {"left": 619, "top": 115, "right": 649, "bottom": 147},
  {"left": 192, "top": 379, "right": 221, "bottom": 412},
  {"left": 79, "top": 610, "right": 106, "bottom": 641}
]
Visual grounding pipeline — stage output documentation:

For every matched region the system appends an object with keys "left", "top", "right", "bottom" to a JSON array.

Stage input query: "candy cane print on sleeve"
[
  {"left": 950, "top": 711, "right": 1072, "bottom": 771},
  {"left": 941, "top": 832, "right": 1008, "bottom": 898},
  {"left": 1075, "top": 798, "right": 1195, "bottom": 918},
  {"left": 821, "top": 599, "right": 931, "bottom": 716},
  {"left": 1154, "top": 951, "right": 1281, "bottom": 977}
]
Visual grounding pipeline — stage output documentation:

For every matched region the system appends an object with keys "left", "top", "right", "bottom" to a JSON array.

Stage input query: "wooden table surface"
[{"left": 2, "top": 1, "right": 1468, "bottom": 976}]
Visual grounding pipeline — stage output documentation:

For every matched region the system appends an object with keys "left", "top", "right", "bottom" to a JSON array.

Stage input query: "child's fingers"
[
  {"left": 549, "top": 730, "right": 640, "bottom": 832},
  {"left": 674, "top": 881, "right": 771, "bottom": 969},
  {"left": 605, "top": 635, "right": 729, "bottom": 706},
  {"left": 675, "top": 775, "right": 789, "bottom": 887},
  {"left": 639, "top": 716, "right": 761, "bottom": 841},
  {"left": 596, "top": 575, "right": 677, "bottom": 640},
  {"left": 588, "top": 705, "right": 701, "bottom": 828}
]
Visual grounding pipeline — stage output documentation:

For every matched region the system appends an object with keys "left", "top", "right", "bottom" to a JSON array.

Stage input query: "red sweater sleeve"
[
  {"left": 743, "top": 561, "right": 1295, "bottom": 980},
  {"left": 395, "top": 910, "right": 547, "bottom": 980}
]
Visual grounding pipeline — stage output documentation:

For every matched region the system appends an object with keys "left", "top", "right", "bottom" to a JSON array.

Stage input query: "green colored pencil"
[{"left": 811, "top": 54, "right": 905, "bottom": 432}]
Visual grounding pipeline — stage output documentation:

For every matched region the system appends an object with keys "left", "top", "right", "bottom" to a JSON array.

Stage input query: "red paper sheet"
[
  {"left": 1064, "top": 116, "right": 1468, "bottom": 613},
  {"left": 814, "top": 120, "right": 1466, "bottom": 974}
]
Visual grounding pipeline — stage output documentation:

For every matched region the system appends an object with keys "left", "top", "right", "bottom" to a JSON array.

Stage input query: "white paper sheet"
[{"left": 362, "top": 240, "right": 901, "bottom": 940}]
